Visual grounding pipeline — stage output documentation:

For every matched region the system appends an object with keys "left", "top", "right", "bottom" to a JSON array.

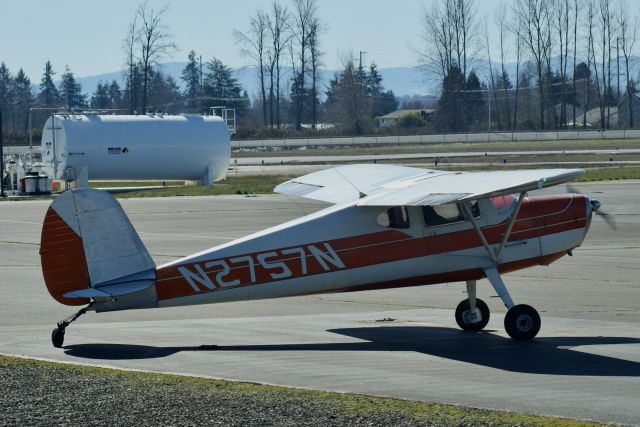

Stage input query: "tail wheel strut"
[{"left": 51, "top": 302, "right": 92, "bottom": 348}]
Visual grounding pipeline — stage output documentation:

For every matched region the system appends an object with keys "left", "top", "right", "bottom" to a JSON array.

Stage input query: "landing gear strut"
[{"left": 51, "top": 303, "right": 92, "bottom": 348}]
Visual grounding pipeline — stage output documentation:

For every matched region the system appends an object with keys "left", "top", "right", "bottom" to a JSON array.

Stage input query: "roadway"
[{"left": 0, "top": 182, "right": 639, "bottom": 425}]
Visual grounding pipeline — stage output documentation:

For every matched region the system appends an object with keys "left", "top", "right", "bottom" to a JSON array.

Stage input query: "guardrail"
[{"left": 232, "top": 129, "right": 640, "bottom": 149}]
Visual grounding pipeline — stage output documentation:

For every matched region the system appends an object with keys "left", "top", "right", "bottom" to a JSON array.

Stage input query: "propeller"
[{"left": 566, "top": 184, "right": 617, "bottom": 231}]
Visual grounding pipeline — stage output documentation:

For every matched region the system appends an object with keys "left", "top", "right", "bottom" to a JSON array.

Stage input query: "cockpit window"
[
  {"left": 377, "top": 206, "right": 410, "bottom": 229},
  {"left": 422, "top": 201, "right": 479, "bottom": 227}
]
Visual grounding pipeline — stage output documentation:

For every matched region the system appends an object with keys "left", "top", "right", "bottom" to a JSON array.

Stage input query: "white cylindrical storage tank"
[{"left": 41, "top": 114, "right": 230, "bottom": 183}]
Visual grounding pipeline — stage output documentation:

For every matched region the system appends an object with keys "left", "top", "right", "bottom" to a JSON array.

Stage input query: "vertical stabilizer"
[{"left": 40, "top": 189, "right": 157, "bottom": 306}]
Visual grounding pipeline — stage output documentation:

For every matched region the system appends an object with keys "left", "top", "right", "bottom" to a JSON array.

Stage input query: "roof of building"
[{"left": 377, "top": 109, "right": 436, "bottom": 120}]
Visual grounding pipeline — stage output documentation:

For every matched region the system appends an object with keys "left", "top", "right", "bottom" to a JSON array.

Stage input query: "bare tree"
[
  {"left": 136, "top": 2, "right": 176, "bottom": 114},
  {"left": 419, "top": 0, "right": 478, "bottom": 130},
  {"left": 307, "top": 16, "right": 323, "bottom": 129},
  {"left": 513, "top": 0, "right": 553, "bottom": 129},
  {"left": 418, "top": 0, "right": 454, "bottom": 79},
  {"left": 497, "top": 5, "right": 512, "bottom": 128},
  {"left": 618, "top": 1, "right": 638, "bottom": 127},
  {"left": 572, "top": 0, "right": 579, "bottom": 128},
  {"left": 594, "top": 0, "right": 613, "bottom": 129},
  {"left": 484, "top": 23, "right": 501, "bottom": 130},
  {"left": 267, "top": 2, "right": 290, "bottom": 129},
  {"left": 122, "top": 16, "right": 138, "bottom": 114},
  {"left": 291, "top": 0, "right": 317, "bottom": 130},
  {"left": 583, "top": 0, "right": 596, "bottom": 128},
  {"left": 234, "top": 10, "right": 269, "bottom": 127},
  {"left": 551, "top": 0, "right": 570, "bottom": 127}
]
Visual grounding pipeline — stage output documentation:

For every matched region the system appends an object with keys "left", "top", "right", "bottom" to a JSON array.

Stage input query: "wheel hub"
[
  {"left": 463, "top": 308, "right": 481, "bottom": 324},
  {"left": 516, "top": 314, "right": 533, "bottom": 332}
]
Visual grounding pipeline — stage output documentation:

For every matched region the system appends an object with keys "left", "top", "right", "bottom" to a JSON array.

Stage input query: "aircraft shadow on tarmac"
[{"left": 63, "top": 326, "right": 640, "bottom": 377}]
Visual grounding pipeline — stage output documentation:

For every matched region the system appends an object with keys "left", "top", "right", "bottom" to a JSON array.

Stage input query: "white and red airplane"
[{"left": 41, "top": 164, "right": 602, "bottom": 348}]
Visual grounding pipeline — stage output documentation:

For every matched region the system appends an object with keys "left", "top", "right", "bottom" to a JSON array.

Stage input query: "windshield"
[{"left": 491, "top": 194, "right": 518, "bottom": 215}]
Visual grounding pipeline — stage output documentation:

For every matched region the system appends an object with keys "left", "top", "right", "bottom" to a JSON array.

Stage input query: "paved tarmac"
[{"left": 0, "top": 182, "right": 639, "bottom": 425}]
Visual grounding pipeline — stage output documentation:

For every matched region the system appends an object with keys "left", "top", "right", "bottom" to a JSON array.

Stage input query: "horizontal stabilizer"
[{"left": 63, "top": 279, "right": 155, "bottom": 299}]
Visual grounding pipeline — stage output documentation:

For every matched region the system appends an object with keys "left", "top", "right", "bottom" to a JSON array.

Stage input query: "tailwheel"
[
  {"left": 504, "top": 304, "right": 540, "bottom": 340},
  {"left": 455, "top": 298, "right": 490, "bottom": 331},
  {"left": 51, "top": 327, "right": 65, "bottom": 348}
]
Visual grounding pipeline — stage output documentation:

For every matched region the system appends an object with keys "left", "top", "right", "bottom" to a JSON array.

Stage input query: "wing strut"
[{"left": 460, "top": 192, "right": 526, "bottom": 265}]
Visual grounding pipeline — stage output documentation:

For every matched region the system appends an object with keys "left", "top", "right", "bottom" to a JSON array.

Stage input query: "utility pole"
[
  {"left": 617, "top": 37, "right": 620, "bottom": 106},
  {"left": 358, "top": 51, "right": 367, "bottom": 71},
  {"left": 199, "top": 55, "right": 203, "bottom": 114},
  {"left": 0, "top": 108, "right": 5, "bottom": 198}
]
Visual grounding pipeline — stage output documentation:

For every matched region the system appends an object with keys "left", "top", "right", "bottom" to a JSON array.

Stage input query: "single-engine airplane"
[{"left": 41, "top": 164, "right": 603, "bottom": 348}]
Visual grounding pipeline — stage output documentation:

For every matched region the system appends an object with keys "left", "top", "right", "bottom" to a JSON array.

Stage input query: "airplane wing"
[
  {"left": 275, "top": 164, "right": 584, "bottom": 206},
  {"left": 274, "top": 164, "right": 450, "bottom": 204}
]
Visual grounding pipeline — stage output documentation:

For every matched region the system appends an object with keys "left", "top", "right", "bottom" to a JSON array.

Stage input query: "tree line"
[
  {"left": 421, "top": 0, "right": 640, "bottom": 132},
  {"left": 7, "top": 0, "right": 637, "bottom": 143}
]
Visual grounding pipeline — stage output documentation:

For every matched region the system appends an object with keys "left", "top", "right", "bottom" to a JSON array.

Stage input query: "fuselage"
[{"left": 131, "top": 193, "right": 592, "bottom": 311}]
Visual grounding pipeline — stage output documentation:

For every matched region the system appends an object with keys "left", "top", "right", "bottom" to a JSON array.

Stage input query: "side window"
[
  {"left": 377, "top": 206, "right": 410, "bottom": 229},
  {"left": 422, "top": 202, "right": 480, "bottom": 227}
]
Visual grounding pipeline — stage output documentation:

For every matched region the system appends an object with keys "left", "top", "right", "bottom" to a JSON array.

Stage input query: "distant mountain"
[
  {"left": 68, "top": 62, "right": 431, "bottom": 99},
  {"left": 55, "top": 55, "right": 640, "bottom": 101}
]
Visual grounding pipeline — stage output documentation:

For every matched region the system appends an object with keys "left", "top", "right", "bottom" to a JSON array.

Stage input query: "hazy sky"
[{"left": 1, "top": 0, "right": 504, "bottom": 80}]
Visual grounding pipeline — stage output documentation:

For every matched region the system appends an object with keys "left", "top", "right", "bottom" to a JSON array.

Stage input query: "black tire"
[
  {"left": 455, "top": 298, "right": 490, "bottom": 331},
  {"left": 504, "top": 304, "right": 541, "bottom": 340},
  {"left": 51, "top": 327, "right": 65, "bottom": 348}
]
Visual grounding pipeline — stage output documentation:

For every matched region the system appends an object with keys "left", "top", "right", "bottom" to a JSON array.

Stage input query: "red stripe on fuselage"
[{"left": 155, "top": 195, "right": 587, "bottom": 301}]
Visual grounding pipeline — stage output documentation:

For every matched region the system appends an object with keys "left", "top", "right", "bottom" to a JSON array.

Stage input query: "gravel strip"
[{"left": 0, "top": 356, "right": 602, "bottom": 427}]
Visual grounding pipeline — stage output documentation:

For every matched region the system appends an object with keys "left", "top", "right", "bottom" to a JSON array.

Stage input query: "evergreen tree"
[
  {"left": 464, "top": 71, "right": 485, "bottom": 128},
  {"left": 12, "top": 69, "right": 34, "bottom": 133},
  {"left": 0, "top": 63, "right": 13, "bottom": 133},
  {"left": 181, "top": 50, "right": 200, "bottom": 110},
  {"left": 91, "top": 81, "right": 110, "bottom": 109},
  {"left": 107, "top": 80, "right": 122, "bottom": 108},
  {"left": 324, "top": 59, "right": 371, "bottom": 134},
  {"left": 38, "top": 60, "right": 61, "bottom": 107},
  {"left": 122, "top": 63, "right": 143, "bottom": 113},
  {"left": 436, "top": 65, "right": 466, "bottom": 132},
  {"left": 203, "top": 57, "right": 244, "bottom": 113},
  {"left": 59, "top": 66, "right": 85, "bottom": 110},
  {"left": 164, "top": 75, "right": 183, "bottom": 113}
]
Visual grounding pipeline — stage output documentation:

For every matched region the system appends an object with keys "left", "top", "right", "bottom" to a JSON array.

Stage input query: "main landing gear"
[
  {"left": 455, "top": 269, "right": 541, "bottom": 340},
  {"left": 456, "top": 195, "right": 541, "bottom": 340},
  {"left": 51, "top": 303, "right": 92, "bottom": 348}
]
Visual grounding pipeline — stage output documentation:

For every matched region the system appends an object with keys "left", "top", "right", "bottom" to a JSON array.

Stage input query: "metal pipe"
[{"left": 28, "top": 110, "right": 32, "bottom": 168}]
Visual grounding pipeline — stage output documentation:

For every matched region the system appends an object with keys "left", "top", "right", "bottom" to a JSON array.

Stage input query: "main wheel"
[
  {"left": 504, "top": 304, "right": 541, "bottom": 340},
  {"left": 455, "top": 298, "right": 490, "bottom": 331},
  {"left": 51, "top": 327, "right": 65, "bottom": 348}
]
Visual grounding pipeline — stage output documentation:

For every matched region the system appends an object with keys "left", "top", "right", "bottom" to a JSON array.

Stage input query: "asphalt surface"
[{"left": 0, "top": 182, "right": 639, "bottom": 425}]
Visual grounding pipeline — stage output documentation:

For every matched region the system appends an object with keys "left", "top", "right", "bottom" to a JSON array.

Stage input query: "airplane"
[{"left": 40, "top": 164, "right": 604, "bottom": 348}]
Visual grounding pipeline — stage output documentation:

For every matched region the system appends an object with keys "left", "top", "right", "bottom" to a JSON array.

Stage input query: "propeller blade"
[
  {"left": 596, "top": 209, "right": 617, "bottom": 231},
  {"left": 566, "top": 184, "right": 581, "bottom": 194},
  {"left": 567, "top": 184, "right": 617, "bottom": 231}
]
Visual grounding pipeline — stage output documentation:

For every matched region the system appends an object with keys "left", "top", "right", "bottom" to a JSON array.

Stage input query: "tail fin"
[{"left": 40, "top": 189, "right": 156, "bottom": 306}]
